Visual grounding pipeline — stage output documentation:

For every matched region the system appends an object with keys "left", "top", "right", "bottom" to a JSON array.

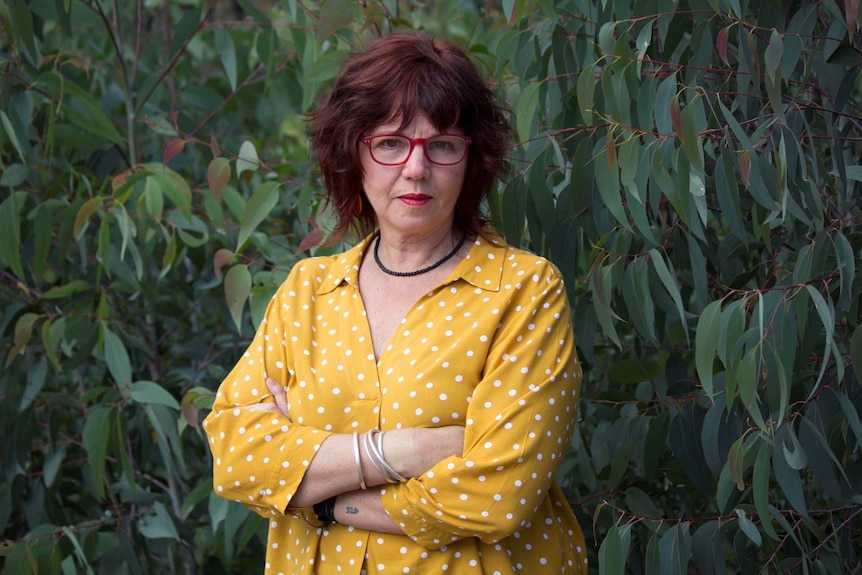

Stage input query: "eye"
[
  {"left": 374, "top": 137, "right": 408, "bottom": 150},
  {"left": 428, "top": 138, "right": 457, "bottom": 152}
]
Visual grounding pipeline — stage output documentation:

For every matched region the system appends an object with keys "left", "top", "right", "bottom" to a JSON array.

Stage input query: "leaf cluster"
[{"left": 1, "top": 0, "right": 861, "bottom": 573}]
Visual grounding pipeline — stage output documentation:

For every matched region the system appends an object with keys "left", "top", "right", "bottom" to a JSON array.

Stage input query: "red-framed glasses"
[{"left": 360, "top": 134, "right": 472, "bottom": 166}]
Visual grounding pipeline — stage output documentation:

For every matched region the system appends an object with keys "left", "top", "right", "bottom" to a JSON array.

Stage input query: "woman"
[{"left": 203, "top": 32, "right": 588, "bottom": 574}]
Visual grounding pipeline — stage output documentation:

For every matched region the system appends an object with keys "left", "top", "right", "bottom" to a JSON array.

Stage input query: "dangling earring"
[{"left": 354, "top": 195, "right": 363, "bottom": 215}]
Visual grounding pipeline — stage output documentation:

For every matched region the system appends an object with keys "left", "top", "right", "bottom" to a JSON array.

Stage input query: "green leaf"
[
  {"left": 658, "top": 523, "right": 692, "bottom": 575},
  {"left": 625, "top": 486, "right": 663, "bottom": 520},
  {"left": 782, "top": 426, "right": 807, "bottom": 470},
  {"left": 502, "top": 0, "right": 515, "bottom": 23},
  {"left": 644, "top": 530, "right": 661, "bottom": 575},
  {"left": 235, "top": 0, "right": 270, "bottom": 24},
  {"left": 306, "top": 48, "right": 349, "bottom": 82},
  {"left": 832, "top": 389, "right": 862, "bottom": 451},
  {"left": 5, "top": 312, "right": 39, "bottom": 367},
  {"left": 161, "top": 228, "right": 178, "bottom": 277},
  {"left": 804, "top": 284, "right": 835, "bottom": 396},
  {"left": 225, "top": 264, "right": 252, "bottom": 334},
  {"left": 772, "top": 428, "right": 808, "bottom": 517},
  {"left": 0, "top": 162, "right": 27, "bottom": 186},
  {"left": 764, "top": 29, "right": 786, "bottom": 124},
  {"left": 316, "top": 0, "right": 356, "bottom": 45},
  {"left": 112, "top": 203, "right": 133, "bottom": 260},
  {"left": 644, "top": 413, "right": 670, "bottom": 480},
  {"left": 595, "top": 141, "right": 631, "bottom": 232},
  {"left": 214, "top": 248, "right": 236, "bottom": 279},
  {"left": 73, "top": 196, "right": 104, "bottom": 239},
  {"left": 752, "top": 441, "right": 777, "bottom": 540},
  {"left": 622, "top": 257, "right": 657, "bottom": 344},
  {"left": 169, "top": 8, "right": 202, "bottom": 63},
  {"left": 169, "top": 210, "right": 210, "bottom": 248},
  {"left": 236, "top": 140, "right": 260, "bottom": 178},
  {"left": 20, "top": 356, "right": 47, "bottom": 411},
  {"left": 237, "top": 181, "right": 279, "bottom": 251},
  {"left": 249, "top": 283, "right": 278, "bottom": 330},
  {"left": 515, "top": 82, "right": 540, "bottom": 147},
  {"left": 35, "top": 73, "right": 123, "bottom": 144},
  {"left": 591, "top": 258, "right": 622, "bottom": 348},
  {"left": 680, "top": 96, "right": 703, "bottom": 174},
  {"left": 735, "top": 508, "right": 762, "bottom": 547},
  {"left": 648, "top": 248, "right": 688, "bottom": 343},
  {"left": 831, "top": 230, "right": 856, "bottom": 315},
  {"left": 727, "top": 434, "right": 747, "bottom": 491},
  {"left": 209, "top": 490, "right": 230, "bottom": 532},
  {"left": 215, "top": 28, "right": 236, "bottom": 92},
  {"left": 102, "top": 326, "right": 132, "bottom": 387},
  {"left": 207, "top": 157, "right": 231, "bottom": 201},
  {"left": 256, "top": 26, "right": 278, "bottom": 90},
  {"left": 577, "top": 63, "right": 596, "bottom": 126},
  {"left": 143, "top": 175, "right": 164, "bottom": 220},
  {"left": 59, "top": 526, "right": 94, "bottom": 575},
  {"left": 599, "top": 524, "right": 630, "bottom": 575},
  {"left": 716, "top": 464, "right": 735, "bottom": 514},
  {"left": 695, "top": 299, "right": 722, "bottom": 398},
  {"left": 129, "top": 380, "right": 180, "bottom": 410},
  {"left": 41, "top": 318, "right": 62, "bottom": 372},
  {"left": 181, "top": 478, "right": 214, "bottom": 519},
  {"left": 138, "top": 502, "right": 179, "bottom": 541},
  {"left": 52, "top": 0, "right": 72, "bottom": 36},
  {"left": 738, "top": 345, "right": 766, "bottom": 430},
  {"left": 690, "top": 521, "right": 725, "bottom": 575},
  {"left": 0, "top": 109, "right": 26, "bottom": 161},
  {"left": 149, "top": 166, "right": 192, "bottom": 214},
  {"left": 43, "top": 445, "right": 67, "bottom": 489},
  {"left": 114, "top": 407, "right": 137, "bottom": 497},
  {"left": 715, "top": 147, "right": 747, "bottom": 242},
  {"left": 82, "top": 405, "right": 114, "bottom": 499},
  {"left": 0, "top": 190, "right": 25, "bottom": 278}
]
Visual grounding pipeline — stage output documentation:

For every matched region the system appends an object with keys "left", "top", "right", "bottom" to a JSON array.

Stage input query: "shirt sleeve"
[
  {"left": 380, "top": 267, "right": 582, "bottom": 548},
  {"left": 202, "top": 270, "right": 333, "bottom": 517}
]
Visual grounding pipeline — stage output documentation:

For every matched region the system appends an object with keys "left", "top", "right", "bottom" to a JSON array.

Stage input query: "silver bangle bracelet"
[
  {"left": 376, "top": 430, "right": 408, "bottom": 482},
  {"left": 353, "top": 431, "right": 367, "bottom": 490},
  {"left": 364, "top": 429, "right": 395, "bottom": 482},
  {"left": 364, "top": 428, "right": 407, "bottom": 483}
]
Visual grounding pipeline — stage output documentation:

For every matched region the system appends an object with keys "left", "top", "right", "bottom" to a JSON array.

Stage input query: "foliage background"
[{"left": 1, "top": 0, "right": 861, "bottom": 573}]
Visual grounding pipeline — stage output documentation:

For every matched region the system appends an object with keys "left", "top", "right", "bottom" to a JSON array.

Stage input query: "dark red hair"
[{"left": 306, "top": 31, "right": 511, "bottom": 239}]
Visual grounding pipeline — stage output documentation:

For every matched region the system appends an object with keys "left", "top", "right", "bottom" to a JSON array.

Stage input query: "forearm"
[
  {"left": 332, "top": 488, "right": 402, "bottom": 533},
  {"left": 289, "top": 427, "right": 463, "bottom": 508}
]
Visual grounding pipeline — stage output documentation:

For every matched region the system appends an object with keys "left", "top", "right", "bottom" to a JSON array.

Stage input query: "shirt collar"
[
  {"left": 316, "top": 231, "right": 507, "bottom": 295},
  {"left": 316, "top": 235, "right": 370, "bottom": 295}
]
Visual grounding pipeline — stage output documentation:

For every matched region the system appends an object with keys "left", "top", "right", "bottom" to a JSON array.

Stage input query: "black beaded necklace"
[{"left": 373, "top": 233, "right": 467, "bottom": 277}]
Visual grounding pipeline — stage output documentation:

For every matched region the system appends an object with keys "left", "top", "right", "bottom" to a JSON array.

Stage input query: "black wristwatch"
[{"left": 313, "top": 495, "right": 337, "bottom": 524}]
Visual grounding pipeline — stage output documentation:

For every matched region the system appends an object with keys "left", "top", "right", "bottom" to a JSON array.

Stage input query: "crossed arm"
[{"left": 248, "top": 377, "right": 465, "bottom": 533}]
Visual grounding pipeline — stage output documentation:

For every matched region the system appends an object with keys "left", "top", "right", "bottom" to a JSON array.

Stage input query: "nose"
[{"left": 401, "top": 142, "right": 431, "bottom": 179}]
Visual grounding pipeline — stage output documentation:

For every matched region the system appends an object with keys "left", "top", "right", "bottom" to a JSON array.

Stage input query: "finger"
[
  {"left": 266, "top": 377, "right": 290, "bottom": 416},
  {"left": 265, "top": 377, "right": 282, "bottom": 395},
  {"left": 244, "top": 403, "right": 279, "bottom": 413}
]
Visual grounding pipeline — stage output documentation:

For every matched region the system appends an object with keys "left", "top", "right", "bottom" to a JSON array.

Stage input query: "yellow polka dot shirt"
[{"left": 203, "top": 233, "right": 588, "bottom": 574}]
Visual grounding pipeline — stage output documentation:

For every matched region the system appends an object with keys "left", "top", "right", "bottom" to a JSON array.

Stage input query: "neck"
[{"left": 374, "top": 227, "right": 462, "bottom": 276}]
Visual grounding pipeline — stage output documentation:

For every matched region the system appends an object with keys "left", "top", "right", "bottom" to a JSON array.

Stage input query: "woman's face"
[{"left": 359, "top": 113, "right": 468, "bottom": 239}]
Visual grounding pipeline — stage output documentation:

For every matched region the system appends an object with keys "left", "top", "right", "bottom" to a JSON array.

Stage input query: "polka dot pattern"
[{"left": 203, "top": 234, "right": 588, "bottom": 574}]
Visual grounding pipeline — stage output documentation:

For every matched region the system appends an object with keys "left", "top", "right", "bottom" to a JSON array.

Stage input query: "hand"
[
  {"left": 242, "top": 377, "right": 290, "bottom": 418},
  {"left": 387, "top": 426, "right": 464, "bottom": 478}
]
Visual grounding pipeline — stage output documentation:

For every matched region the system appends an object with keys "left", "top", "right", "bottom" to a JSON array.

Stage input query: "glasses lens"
[
  {"left": 367, "top": 135, "right": 468, "bottom": 165},
  {"left": 425, "top": 136, "right": 468, "bottom": 165},
  {"left": 369, "top": 136, "right": 411, "bottom": 164}
]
